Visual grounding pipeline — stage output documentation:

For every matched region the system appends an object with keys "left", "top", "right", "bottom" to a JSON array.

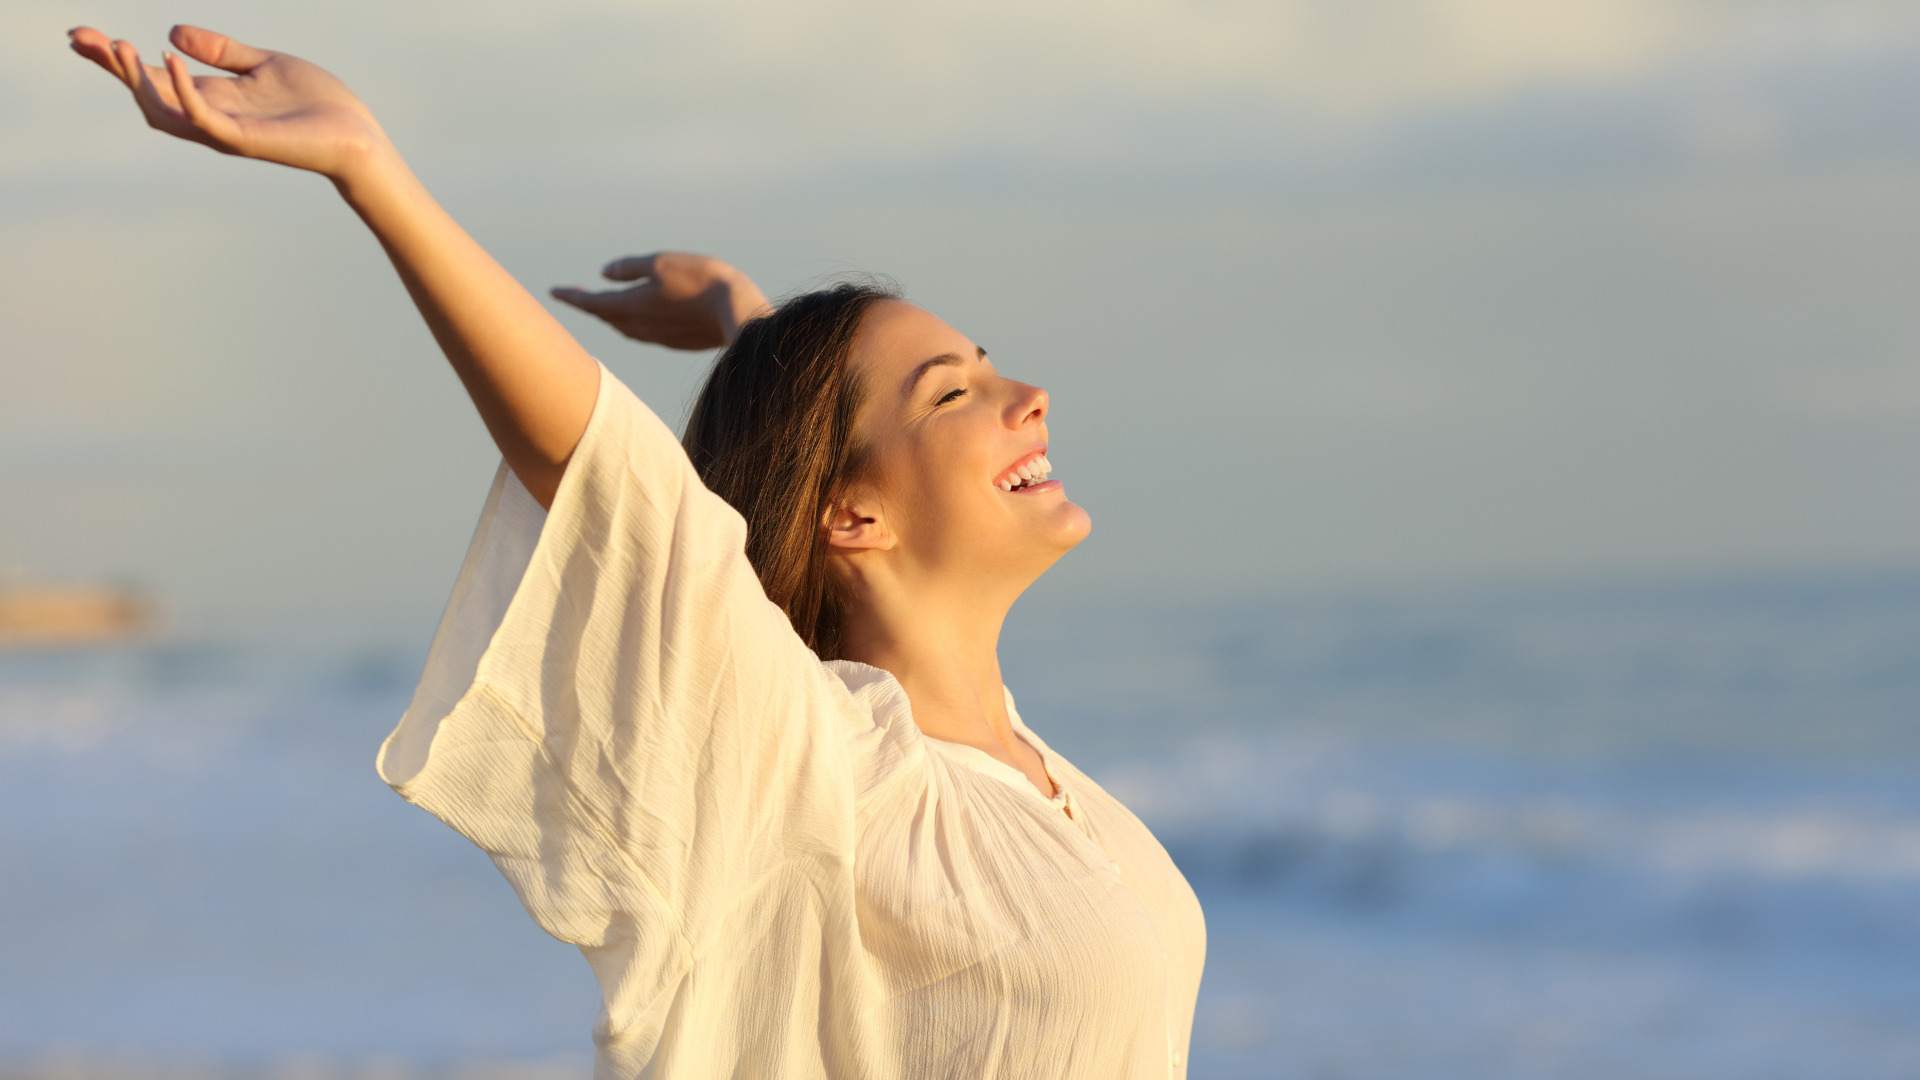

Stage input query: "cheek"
[
  {"left": 863, "top": 437, "right": 955, "bottom": 533},
  {"left": 914, "top": 457, "right": 991, "bottom": 530},
  {"left": 870, "top": 415, "right": 1009, "bottom": 540},
  {"left": 885, "top": 442, "right": 996, "bottom": 539}
]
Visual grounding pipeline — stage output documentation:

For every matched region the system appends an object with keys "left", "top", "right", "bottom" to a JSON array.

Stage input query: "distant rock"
[{"left": 0, "top": 583, "right": 151, "bottom": 647}]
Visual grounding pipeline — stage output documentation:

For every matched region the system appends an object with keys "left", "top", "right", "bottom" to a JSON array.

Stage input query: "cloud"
[
  {"left": 358, "top": 0, "right": 1696, "bottom": 165},
  {"left": 391, "top": 0, "right": 1689, "bottom": 115},
  {"left": 14, "top": 0, "right": 1920, "bottom": 184},
  {"left": 391, "top": 0, "right": 1920, "bottom": 115}
]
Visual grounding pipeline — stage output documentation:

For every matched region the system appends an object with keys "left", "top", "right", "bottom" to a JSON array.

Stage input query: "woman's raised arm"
[{"left": 69, "top": 24, "right": 599, "bottom": 508}]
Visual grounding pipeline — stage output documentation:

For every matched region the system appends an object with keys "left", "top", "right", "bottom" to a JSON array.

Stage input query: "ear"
[{"left": 823, "top": 490, "right": 894, "bottom": 553}]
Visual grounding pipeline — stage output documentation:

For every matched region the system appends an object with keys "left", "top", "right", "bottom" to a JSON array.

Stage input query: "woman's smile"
[{"left": 995, "top": 448, "right": 1052, "bottom": 492}]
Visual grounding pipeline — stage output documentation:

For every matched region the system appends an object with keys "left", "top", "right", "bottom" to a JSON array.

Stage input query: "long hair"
[{"left": 682, "top": 281, "right": 899, "bottom": 659}]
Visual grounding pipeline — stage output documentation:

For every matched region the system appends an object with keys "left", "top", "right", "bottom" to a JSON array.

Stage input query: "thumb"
[
  {"left": 550, "top": 285, "right": 622, "bottom": 317},
  {"left": 601, "top": 254, "right": 660, "bottom": 282},
  {"left": 169, "top": 24, "right": 270, "bottom": 73}
]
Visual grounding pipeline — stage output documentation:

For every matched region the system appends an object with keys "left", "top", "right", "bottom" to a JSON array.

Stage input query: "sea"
[{"left": 2, "top": 571, "right": 1918, "bottom": 1080}]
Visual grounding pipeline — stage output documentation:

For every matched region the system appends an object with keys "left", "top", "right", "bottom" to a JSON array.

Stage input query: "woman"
[{"left": 70, "top": 24, "right": 1205, "bottom": 1079}]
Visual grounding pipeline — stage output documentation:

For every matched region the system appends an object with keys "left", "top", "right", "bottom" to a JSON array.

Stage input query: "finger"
[
  {"left": 169, "top": 24, "right": 271, "bottom": 74},
  {"left": 601, "top": 254, "right": 660, "bottom": 282},
  {"left": 112, "top": 40, "right": 172, "bottom": 94},
  {"left": 120, "top": 42, "right": 195, "bottom": 139},
  {"left": 550, "top": 285, "right": 624, "bottom": 316},
  {"left": 110, "top": 38, "right": 148, "bottom": 91},
  {"left": 166, "top": 50, "right": 242, "bottom": 150},
  {"left": 112, "top": 39, "right": 156, "bottom": 100},
  {"left": 67, "top": 27, "right": 129, "bottom": 82}
]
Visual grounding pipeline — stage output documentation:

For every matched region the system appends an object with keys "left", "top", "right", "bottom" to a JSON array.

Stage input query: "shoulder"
[{"left": 823, "top": 659, "right": 928, "bottom": 803}]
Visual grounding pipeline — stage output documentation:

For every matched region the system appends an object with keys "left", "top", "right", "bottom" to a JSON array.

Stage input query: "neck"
[{"left": 838, "top": 574, "right": 1022, "bottom": 750}]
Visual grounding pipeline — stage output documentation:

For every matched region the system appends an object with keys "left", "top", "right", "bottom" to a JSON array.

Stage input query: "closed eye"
[{"left": 936, "top": 387, "right": 968, "bottom": 406}]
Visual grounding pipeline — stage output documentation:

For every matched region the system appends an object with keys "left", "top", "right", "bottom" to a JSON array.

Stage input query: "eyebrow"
[{"left": 904, "top": 346, "right": 988, "bottom": 398}]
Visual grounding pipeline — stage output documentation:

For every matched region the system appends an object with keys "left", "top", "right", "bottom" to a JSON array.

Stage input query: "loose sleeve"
[{"left": 377, "top": 364, "right": 865, "bottom": 1064}]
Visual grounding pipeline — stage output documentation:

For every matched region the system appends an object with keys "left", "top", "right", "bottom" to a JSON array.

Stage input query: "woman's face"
[{"left": 836, "top": 300, "right": 1091, "bottom": 593}]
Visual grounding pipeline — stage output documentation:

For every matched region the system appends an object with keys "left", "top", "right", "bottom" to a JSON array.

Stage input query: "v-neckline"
[
  {"left": 823, "top": 659, "right": 1076, "bottom": 818},
  {"left": 920, "top": 716, "right": 1076, "bottom": 821}
]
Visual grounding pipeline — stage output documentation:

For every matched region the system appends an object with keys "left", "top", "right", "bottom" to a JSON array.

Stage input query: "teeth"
[{"left": 998, "top": 453, "right": 1054, "bottom": 491}]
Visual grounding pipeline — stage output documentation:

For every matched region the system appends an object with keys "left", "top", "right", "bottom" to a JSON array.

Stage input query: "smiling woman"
[{"left": 69, "top": 21, "right": 1201, "bottom": 1080}]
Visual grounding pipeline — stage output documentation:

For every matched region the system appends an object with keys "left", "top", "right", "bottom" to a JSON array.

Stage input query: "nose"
[{"left": 1005, "top": 380, "right": 1048, "bottom": 429}]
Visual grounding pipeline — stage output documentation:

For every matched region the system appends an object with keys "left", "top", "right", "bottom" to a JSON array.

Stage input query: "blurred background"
[{"left": 4, "top": 1, "right": 1919, "bottom": 1077}]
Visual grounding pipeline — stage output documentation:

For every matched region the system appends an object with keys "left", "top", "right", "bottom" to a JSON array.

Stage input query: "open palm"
[{"left": 69, "top": 24, "right": 388, "bottom": 178}]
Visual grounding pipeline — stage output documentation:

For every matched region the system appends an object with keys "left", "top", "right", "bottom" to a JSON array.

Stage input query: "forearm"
[{"left": 335, "top": 145, "right": 598, "bottom": 508}]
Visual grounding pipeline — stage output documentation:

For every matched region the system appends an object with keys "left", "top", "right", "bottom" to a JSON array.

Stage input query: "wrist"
[
  {"left": 717, "top": 266, "right": 771, "bottom": 336},
  {"left": 328, "top": 136, "right": 413, "bottom": 206}
]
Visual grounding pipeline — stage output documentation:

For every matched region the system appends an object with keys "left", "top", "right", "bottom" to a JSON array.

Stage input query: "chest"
[{"left": 851, "top": 748, "right": 1180, "bottom": 1004}]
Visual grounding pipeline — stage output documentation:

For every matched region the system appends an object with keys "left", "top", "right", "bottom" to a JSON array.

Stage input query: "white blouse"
[{"left": 378, "top": 365, "right": 1206, "bottom": 1079}]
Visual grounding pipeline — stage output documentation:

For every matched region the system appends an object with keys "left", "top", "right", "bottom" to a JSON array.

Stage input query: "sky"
[{"left": 4, "top": 0, "right": 1919, "bottom": 638}]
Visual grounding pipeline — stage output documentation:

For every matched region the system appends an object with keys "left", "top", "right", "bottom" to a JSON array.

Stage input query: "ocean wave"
[{"left": 1098, "top": 733, "right": 1920, "bottom": 956}]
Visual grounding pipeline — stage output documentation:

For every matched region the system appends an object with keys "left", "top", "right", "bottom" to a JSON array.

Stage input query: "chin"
[
  {"left": 1065, "top": 502, "right": 1093, "bottom": 545},
  {"left": 1045, "top": 499, "right": 1093, "bottom": 553},
  {"left": 986, "top": 494, "right": 1092, "bottom": 579}
]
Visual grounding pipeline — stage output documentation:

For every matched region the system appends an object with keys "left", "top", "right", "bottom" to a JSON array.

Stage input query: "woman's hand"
[
  {"left": 552, "top": 253, "right": 772, "bottom": 350},
  {"left": 68, "top": 24, "right": 390, "bottom": 181}
]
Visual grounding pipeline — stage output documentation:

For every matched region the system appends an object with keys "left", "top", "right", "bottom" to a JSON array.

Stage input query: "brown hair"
[{"left": 682, "top": 280, "right": 899, "bottom": 659}]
